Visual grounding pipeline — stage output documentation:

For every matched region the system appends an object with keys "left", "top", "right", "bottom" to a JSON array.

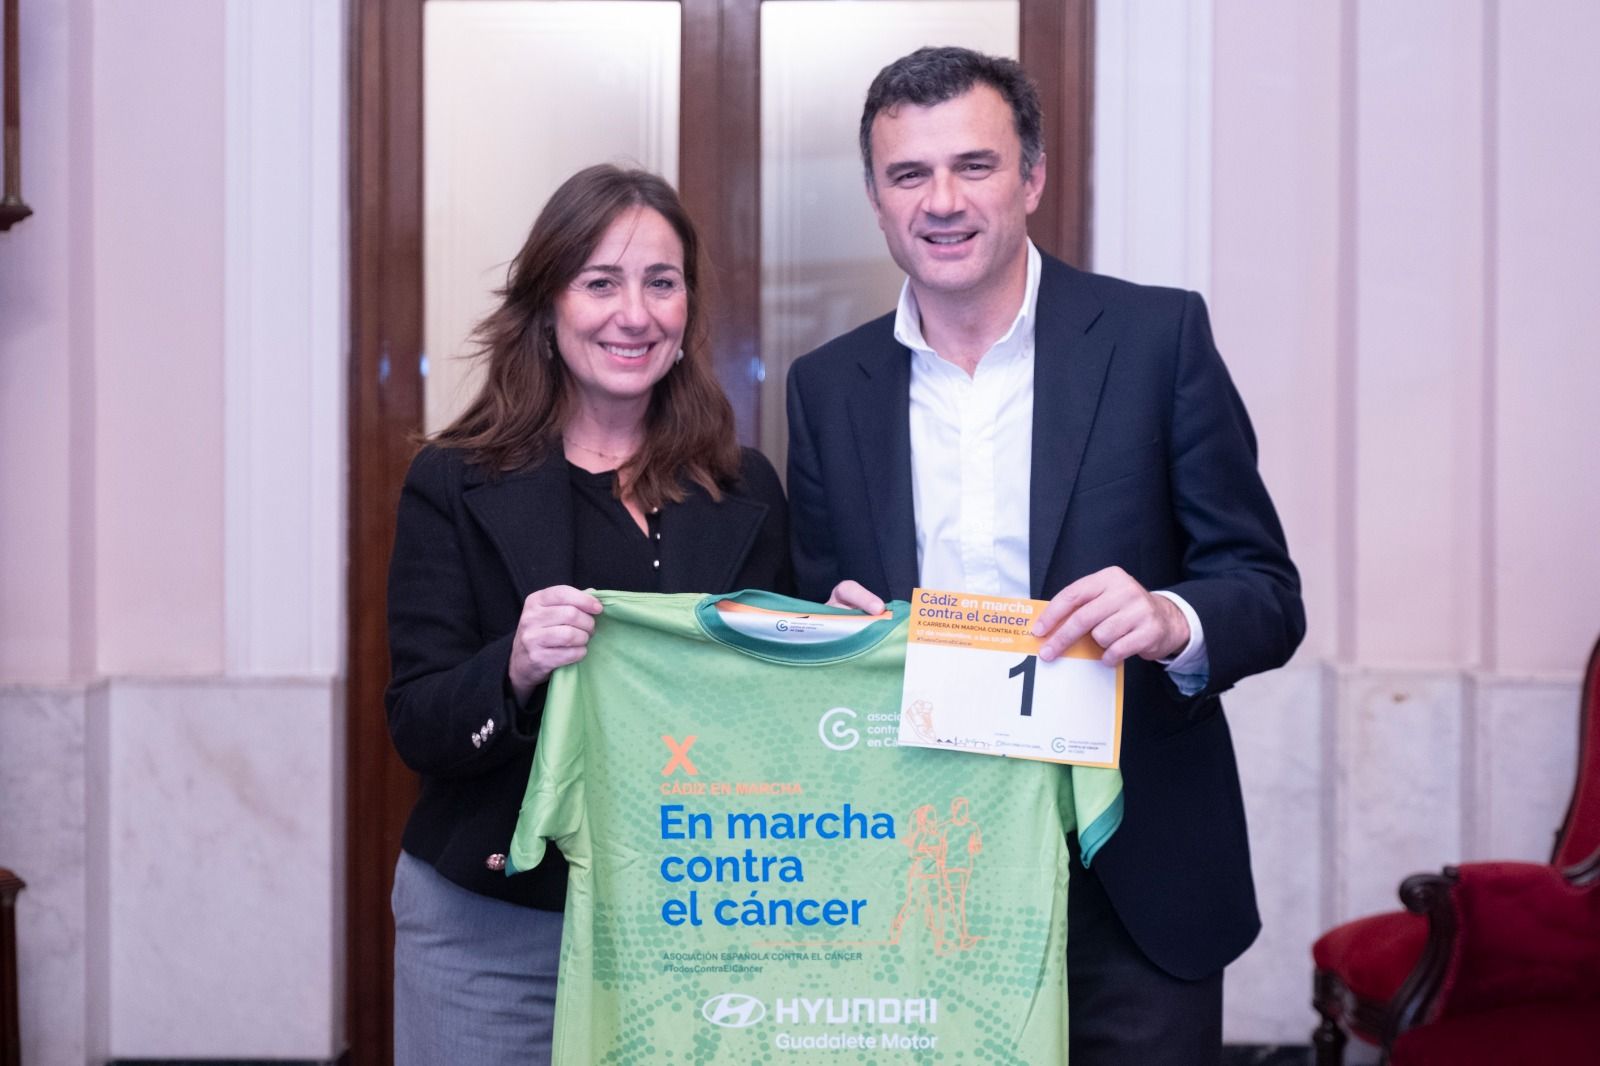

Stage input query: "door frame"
[{"left": 345, "top": 3, "right": 1091, "bottom": 1060}]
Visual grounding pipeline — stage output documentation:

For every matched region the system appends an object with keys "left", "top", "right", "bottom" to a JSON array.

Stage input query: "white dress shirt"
[{"left": 894, "top": 242, "right": 1209, "bottom": 684}]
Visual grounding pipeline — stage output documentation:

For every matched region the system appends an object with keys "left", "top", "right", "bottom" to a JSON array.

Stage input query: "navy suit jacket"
[{"left": 785, "top": 253, "right": 1304, "bottom": 979}]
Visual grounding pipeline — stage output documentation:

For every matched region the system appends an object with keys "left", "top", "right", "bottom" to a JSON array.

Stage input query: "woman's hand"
[{"left": 508, "top": 586, "right": 604, "bottom": 704}]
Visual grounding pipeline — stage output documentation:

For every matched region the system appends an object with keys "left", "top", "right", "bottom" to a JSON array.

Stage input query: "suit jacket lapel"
[
  {"left": 462, "top": 457, "right": 573, "bottom": 600},
  {"left": 1030, "top": 258, "right": 1114, "bottom": 597},
  {"left": 847, "top": 343, "right": 919, "bottom": 600},
  {"left": 657, "top": 485, "right": 768, "bottom": 593}
]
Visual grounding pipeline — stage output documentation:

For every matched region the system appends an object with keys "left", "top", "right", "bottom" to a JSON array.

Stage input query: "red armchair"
[{"left": 1311, "top": 634, "right": 1600, "bottom": 1065}]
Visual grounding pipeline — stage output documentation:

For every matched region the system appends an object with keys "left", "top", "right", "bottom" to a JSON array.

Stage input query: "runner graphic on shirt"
[
  {"left": 943, "top": 797, "right": 984, "bottom": 949},
  {"left": 888, "top": 797, "right": 984, "bottom": 953}
]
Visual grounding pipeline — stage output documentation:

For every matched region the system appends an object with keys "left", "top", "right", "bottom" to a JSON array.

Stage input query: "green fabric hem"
[
  {"left": 693, "top": 590, "right": 909, "bottom": 664},
  {"left": 1077, "top": 791, "right": 1124, "bottom": 868}
]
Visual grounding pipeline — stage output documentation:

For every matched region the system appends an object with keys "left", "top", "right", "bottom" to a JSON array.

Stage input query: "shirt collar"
[{"left": 892, "top": 240, "right": 1043, "bottom": 364}]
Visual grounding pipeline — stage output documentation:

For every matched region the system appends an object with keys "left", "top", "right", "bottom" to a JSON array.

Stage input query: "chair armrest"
[
  {"left": 1562, "top": 845, "right": 1600, "bottom": 886},
  {"left": 1383, "top": 869, "right": 1459, "bottom": 1043},
  {"left": 1388, "top": 847, "right": 1600, "bottom": 1048}
]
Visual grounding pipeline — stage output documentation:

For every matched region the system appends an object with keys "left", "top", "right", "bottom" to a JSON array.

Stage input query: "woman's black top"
[
  {"left": 566, "top": 462, "right": 662, "bottom": 593},
  {"left": 385, "top": 445, "right": 792, "bottom": 911}
]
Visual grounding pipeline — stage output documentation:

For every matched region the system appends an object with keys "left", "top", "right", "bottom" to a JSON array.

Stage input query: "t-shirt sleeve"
[
  {"left": 1072, "top": 766, "right": 1124, "bottom": 868},
  {"left": 507, "top": 665, "right": 590, "bottom": 876}
]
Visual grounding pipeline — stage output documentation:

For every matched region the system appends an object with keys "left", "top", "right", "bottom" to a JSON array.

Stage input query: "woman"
[{"left": 384, "top": 165, "right": 791, "bottom": 1064}]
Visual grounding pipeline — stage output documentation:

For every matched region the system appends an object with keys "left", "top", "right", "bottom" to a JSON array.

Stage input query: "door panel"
[
  {"left": 759, "top": 0, "right": 1020, "bottom": 470},
  {"left": 424, "top": 1, "right": 683, "bottom": 431}
]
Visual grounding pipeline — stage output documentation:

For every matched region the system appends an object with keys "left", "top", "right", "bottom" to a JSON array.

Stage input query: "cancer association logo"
[
  {"left": 817, "top": 707, "right": 860, "bottom": 751},
  {"left": 702, "top": 992, "right": 766, "bottom": 1028}
]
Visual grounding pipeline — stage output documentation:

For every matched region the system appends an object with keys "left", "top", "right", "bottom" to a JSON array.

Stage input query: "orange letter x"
[{"left": 661, "top": 735, "right": 699, "bottom": 776}]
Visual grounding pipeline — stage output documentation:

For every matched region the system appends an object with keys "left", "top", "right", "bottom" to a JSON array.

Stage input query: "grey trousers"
[{"left": 392, "top": 849, "right": 564, "bottom": 1066}]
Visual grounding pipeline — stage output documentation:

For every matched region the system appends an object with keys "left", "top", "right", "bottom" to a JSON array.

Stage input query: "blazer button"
[{"left": 485, "top": 854, "right": 507, "bottom": 871}]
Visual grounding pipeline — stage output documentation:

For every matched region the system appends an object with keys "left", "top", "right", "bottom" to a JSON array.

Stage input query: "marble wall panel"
[
  {"left": 0, "top": 685, "right": 89, "bottom": 1066},
  {"left": 1334, "top": 669, "right": 1468, "bottom": 921},
  {"left": 104, "top": 678, "right": 341, "bottom": 1060},
  {"left": 1223, "top": 662, "right": 1329, "bottom": 1043},
  {"left": 1473, "top": 676, "right": 1584, "bottom": 861},
  {"left": 86, "top": 681, "right": 112, "bottom": 1063}
]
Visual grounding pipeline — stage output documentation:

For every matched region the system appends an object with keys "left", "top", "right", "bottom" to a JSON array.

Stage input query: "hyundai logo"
[{"left": 702, "top": 992, "right": 766, "bottom": 1028}]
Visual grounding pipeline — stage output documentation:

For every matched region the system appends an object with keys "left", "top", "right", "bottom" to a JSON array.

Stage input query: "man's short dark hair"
[{"left": 858, "top": 46, "right": 1044, "bottom": 188}]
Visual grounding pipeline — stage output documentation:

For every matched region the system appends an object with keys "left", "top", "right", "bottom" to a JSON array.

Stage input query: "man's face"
[{"left": 866, "top": 84, "right": 1045, "bottom": 305}]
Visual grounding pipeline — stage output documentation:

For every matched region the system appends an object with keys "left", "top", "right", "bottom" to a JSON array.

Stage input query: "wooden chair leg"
[
  {"left": 1313, "top": 1011, "right": 1348, "bottom": 1066},
  {"left": 1312, "top": 969, "right": 1348, "bottom": 1066},
  {"left": 1, "top": 867, "right": 24, "bottom": 1066}
]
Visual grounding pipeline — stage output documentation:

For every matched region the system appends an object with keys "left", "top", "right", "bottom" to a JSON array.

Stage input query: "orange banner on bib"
[{"left": 907, "top": 588, "right": 1102, "bottom": 659}]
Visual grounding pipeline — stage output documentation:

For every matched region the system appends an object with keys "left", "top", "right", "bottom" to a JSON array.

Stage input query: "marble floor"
[{"left": 108, "top": 1048, "right": 1331, "bottom": 1066}]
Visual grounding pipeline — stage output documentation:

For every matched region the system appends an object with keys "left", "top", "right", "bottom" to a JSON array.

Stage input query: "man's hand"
[
  {"left": 826, "top": 579, "right": 886, "bottom": 614},
  {"left": 1030, "top": 566, "right": 1189, "bottom": 666}
]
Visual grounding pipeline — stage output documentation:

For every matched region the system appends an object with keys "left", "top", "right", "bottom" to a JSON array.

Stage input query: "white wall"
[
  {"left": 1098, "top": 0, "right": 1600, "bottom": 1046},
  {"left": 0, "top": 1, "right": 346, "bottom": 1060}
]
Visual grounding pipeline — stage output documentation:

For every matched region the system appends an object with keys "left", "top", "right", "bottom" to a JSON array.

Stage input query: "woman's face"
[{"left": 553, "top": 205, "right": 689, "bottom": 417}]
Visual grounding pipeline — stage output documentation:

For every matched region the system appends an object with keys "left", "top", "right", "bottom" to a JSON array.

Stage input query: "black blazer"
[
  {"left": 385, "top": 444, "right": 793, "bottom": 909},
  {"left": 786, "top": 253, "right": 1304, "bottom": 979}
]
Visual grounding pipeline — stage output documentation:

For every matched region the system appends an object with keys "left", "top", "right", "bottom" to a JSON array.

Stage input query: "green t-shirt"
[{"left": 509, "top": 590, "right": 1122, "bottom": 1064}]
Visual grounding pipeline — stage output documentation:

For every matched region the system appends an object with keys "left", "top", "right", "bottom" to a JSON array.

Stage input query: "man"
[{"left": 785, "top": 46, "right": 1304, "bottom": 1063}]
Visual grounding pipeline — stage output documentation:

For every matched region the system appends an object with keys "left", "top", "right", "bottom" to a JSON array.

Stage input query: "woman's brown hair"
[{"left": 431, "top": 164, "right": 741, "bottom": 509}]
